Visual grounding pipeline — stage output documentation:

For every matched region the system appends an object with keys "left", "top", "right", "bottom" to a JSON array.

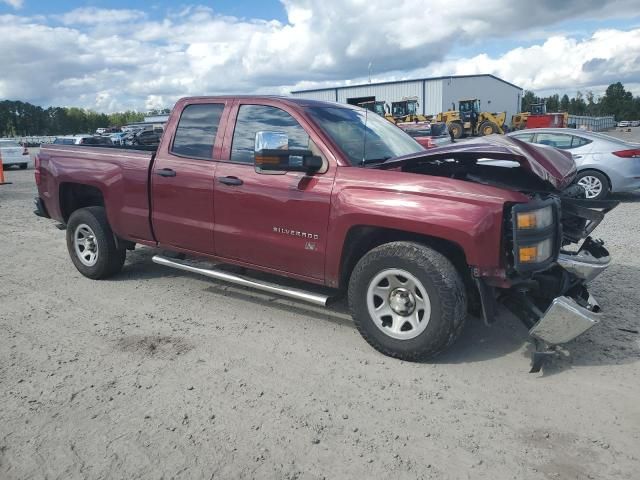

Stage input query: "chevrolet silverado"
[{"left": 34, "top": 96, "right": 617, "bottom": 369}]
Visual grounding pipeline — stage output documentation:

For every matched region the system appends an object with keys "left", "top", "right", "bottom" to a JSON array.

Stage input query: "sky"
[{"left": 1, "top": 0, "right": 640, "bottom": 112}]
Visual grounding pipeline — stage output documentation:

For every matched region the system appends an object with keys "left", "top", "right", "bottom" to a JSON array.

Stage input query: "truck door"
[
  {"left": 151, "top": 101, "right": 228, "bottom": 254},
  {"left": 213, "top": 102, "right": 335, "bottom": 281}
]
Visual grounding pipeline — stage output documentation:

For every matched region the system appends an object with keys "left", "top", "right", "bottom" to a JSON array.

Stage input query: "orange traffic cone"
[{"left": 0, "top": 148, "right": 12, "bottom": 185}]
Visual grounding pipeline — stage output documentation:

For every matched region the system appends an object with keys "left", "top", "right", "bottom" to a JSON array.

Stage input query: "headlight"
[
  {"left": 518, "top": 238, "right": 553, "bottom": 264},
  {"left": 510, "top": 200, "right": 558, "bottom": 272},
  {"left": 516, "top": 206, "right": 553, "bottom": 230}
]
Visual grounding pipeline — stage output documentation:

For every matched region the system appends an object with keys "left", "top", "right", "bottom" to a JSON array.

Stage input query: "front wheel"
[
  {"left": 478, "top": 121, "right": 498, "bottom": 136},
  {"left": 348, "top": 242, "right": 467, "bottom": 361},
  {"left": 66, "top": 206, "right": 126, "bottom": 279}
]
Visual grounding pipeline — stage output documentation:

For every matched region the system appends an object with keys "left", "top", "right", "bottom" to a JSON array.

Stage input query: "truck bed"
[{"left": 37, "top": 144, "right": 156, "bottom": 243}]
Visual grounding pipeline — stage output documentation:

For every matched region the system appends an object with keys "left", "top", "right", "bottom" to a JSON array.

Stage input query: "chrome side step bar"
[{"left": 152, "top": 255, "right": 331, "bottom": 307}]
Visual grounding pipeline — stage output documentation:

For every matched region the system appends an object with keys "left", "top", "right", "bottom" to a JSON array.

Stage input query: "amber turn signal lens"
[
  {"left": 517, "top": 213, "right": 537, "bottom": 229},
  {"left": 519, "top": 246, "right": 538, "bottom": 263}
]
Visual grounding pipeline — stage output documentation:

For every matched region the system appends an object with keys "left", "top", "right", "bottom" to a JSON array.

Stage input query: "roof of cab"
[{"left": 175, "top": 95, "right": 357, "bottom": 110}]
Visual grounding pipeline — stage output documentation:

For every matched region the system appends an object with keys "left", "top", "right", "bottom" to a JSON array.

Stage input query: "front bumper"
[
  {"left": 529, "top": 294, "right": 601, "bottom": 345},
  {"left": 501, "top": 236, "right": 610, "bottom": 346}
]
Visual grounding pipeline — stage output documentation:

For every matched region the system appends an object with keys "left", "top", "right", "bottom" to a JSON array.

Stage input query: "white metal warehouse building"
[{"left": 291, "top": 74, "right": 523, "bottom": 121}]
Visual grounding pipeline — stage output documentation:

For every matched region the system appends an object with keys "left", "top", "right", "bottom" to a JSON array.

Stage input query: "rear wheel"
[
  {"left": 348, "top": 242, "right": 467, "bottom": 361},
  {"left": 66, "top": 206, "right": 126, "bottom": 279},
  {"left": 448, "top": 122, "right": 463, "bottom": 139},
  {"left": 576, "top": 170, "right": 609, "bottom": 200},
  {"left": 479, "top": 121, "right": 498, "bottom": 136}
]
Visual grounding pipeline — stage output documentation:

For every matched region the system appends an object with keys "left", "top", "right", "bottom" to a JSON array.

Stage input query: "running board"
[{"left": 152, "top": 255, "right": 331, "bottom": 307}]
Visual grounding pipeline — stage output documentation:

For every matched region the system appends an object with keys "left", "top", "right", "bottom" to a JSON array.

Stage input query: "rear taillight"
[
  {"left": 34, "top": 154, "right": 41, "bottom": 185},
  {"left": 613, "top": 149, "right": 640, "bottom": 158}
]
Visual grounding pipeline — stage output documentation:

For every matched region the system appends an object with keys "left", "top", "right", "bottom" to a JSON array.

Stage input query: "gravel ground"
[{"left": 1, "top": 159, "right": 640, "bottom": 479}]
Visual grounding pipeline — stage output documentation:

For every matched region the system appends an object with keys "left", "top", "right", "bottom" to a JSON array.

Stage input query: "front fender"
[{"left": 324, "top": 168, "right": 529, "bottom": 287}]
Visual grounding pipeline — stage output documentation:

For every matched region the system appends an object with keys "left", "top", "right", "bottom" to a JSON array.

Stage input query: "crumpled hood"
[{"left": 376, "top": 135, "right": 577, "bottom": 190}]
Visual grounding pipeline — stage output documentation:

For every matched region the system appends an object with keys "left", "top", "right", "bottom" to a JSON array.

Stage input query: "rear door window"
[
  {"left": 171, "top": 103, "right": 225, "bottom": 160},
  {"left": 535, "top": 133, "right": 573, "bottom": 149},
  {"left": 230, "top": 105, "right": 309, "bottom": 164}
]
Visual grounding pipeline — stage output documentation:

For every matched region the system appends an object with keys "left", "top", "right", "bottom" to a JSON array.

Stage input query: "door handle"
[
  {"left": 156, "top": 168, "right": 176, "bottom": 177},
  {"left": 218, "top": 176, "right": 243, "bottom": 186},
  {"left": 573, "top": 155, "right": 583, "bottom": 159}
]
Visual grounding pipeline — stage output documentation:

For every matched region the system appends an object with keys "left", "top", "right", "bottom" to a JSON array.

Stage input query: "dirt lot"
[{"left": 1, "top": 159, "right": 640, "bottom": 479}]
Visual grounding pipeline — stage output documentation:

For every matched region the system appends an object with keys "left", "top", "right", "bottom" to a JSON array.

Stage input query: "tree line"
[
  {"left": 0, "top": 100, "right": 151, "bottom": 137},
  {"left": 522, "top": 82, "right": 640, "bottom": 120}
]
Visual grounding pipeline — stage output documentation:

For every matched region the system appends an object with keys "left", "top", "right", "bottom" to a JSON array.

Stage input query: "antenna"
[{"left": 361, "top": 107, "right": 368, "bottom": 166}]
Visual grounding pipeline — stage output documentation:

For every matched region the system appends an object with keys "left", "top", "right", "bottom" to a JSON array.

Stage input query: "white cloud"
[
  {"left": 1, "top": 0, "right": 23, "bottom": 10},
  {"left": 409, "top": 28, "right": 640, "bottom": 94},
  {"left": 54, "top": 8, "right": 146, "bottom": 26},
  {"left": 0, "top": 1, "right": 639, "bottom": 111}
]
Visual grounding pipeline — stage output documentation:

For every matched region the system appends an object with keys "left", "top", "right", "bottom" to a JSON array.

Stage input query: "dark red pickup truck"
[{"left": 34, "top": 96, "right": 617, "bottom": 368}]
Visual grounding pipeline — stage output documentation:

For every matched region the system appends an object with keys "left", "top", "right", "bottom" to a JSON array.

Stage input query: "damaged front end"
[{"left": 498, "top": 195, "right": 619, "bottom": 372}]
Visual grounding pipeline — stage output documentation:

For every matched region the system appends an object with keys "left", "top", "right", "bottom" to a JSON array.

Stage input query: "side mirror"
[{"left": 254, "top": 131, "right": 322, "bottom": 174}]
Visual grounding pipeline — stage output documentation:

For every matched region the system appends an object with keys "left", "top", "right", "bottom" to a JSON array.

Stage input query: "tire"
[
  {"left": 575, "top": 170, "right": 610, "bottom": 200},
  {"left": 348, "top": 241, "right": 467, "bottom": 361},
  {"left": 66, "top": 206, "right": 126, "bottom": 279},
  {"left": 478, "top": 121, "right": 498, "bottom": 136},
  {"left": 448, "top": 122, "right": 463, "bottom": 139},
  {"left": 19, "top": 163, "right": 28, "bottom": 170}
]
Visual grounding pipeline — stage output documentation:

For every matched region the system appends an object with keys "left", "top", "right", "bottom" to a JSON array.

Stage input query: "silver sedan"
[{"left": 508, "top": 128, "right": 640, "bottom": 199}]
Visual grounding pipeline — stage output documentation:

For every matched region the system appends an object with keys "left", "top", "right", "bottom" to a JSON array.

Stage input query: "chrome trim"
[
  {"left": 557, "top": 250, "right": 610, "bottom": 283},
  {"left": 529, "top": 295, "right": 601, "bottom": 345},
  {"left": 42, "top": 146, "right": 147, "bottom": 161},
  {"left": 152, "top": 255, "right": 330, "bottom": 307}
]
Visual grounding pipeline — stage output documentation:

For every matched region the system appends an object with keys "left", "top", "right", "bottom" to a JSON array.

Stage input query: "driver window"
[{"left": 230, "top": 105, "right": 310, "bottom": 164}]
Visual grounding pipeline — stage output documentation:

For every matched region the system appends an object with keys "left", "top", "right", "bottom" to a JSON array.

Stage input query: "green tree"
[
  {"left": 546, "top": 94, "right": 559, "bottom": 113},
  {"left": 521, "top": 90, "right": 538, "bottom": 112}
]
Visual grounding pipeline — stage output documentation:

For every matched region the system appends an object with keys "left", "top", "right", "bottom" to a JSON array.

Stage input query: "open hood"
[{"left": 376, "top": 135, "right": 577, "bottom": 191}]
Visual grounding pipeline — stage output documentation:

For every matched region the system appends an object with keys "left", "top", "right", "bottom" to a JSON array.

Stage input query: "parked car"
[
  {"left": 34, "top": 96, "right": 614, "bottom": 366},
  {"left": 53, "top": 135, "right": 112, "bottom": 146},
  {"left": 132, "top": 130, "right": 162, "bottom": 146},
  {"left": 109, "top": 132, "right": 127, "bottom": 145},
  {"left": 617, "top": 121, "right": 630, "bottom": 128},
  {"left": 508, "top": 128, "right": 640, "bottom": 199},
  {"left": 0, "top": 139, "right": 29, "bottom": 169},
  {"left": 631, "top": 121, "right": 640, "bottom": 127},
  {"left": 400, "top": 122, "right": 451, "bottom": 149},
  {"left": 95, "top": 128, "right": 107, "bottom": 135}
]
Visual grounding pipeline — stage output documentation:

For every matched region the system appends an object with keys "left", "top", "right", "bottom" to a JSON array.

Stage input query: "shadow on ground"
[{"left": 112, "top": 246, "right": 640, "bottom": 373}]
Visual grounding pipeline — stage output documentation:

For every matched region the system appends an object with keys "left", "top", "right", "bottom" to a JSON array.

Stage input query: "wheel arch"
[
  {"left": 59, "top": 182, "right": 105, "bottom": 223},
  {"left": 338, "top": 225, "right": 471, "bottom": 291}
]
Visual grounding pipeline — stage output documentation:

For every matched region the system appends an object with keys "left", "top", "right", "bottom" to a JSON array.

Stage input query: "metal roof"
[{"left": 291, "top": 74, "right": 522, "bottom": 94}]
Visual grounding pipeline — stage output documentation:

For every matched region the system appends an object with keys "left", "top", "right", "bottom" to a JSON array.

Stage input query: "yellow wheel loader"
[
  {"left": 358, "top": 100, "right": 388, "bottom": 117},
  {"left": 436, "top": 99, "right": 506, "bottom": 139},
  {"left": 389, "top": 97, "right": 430, "bottom": 123}
]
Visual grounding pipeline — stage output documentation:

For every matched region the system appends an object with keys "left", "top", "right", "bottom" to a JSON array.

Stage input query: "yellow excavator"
[{"left": 436, "top": 99, "right": 506, "bottom": 139}]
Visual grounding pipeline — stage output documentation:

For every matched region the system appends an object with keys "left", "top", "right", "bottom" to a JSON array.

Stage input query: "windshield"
[{"left": 307, "top": 106, "right": 423, "bottom": 165}]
